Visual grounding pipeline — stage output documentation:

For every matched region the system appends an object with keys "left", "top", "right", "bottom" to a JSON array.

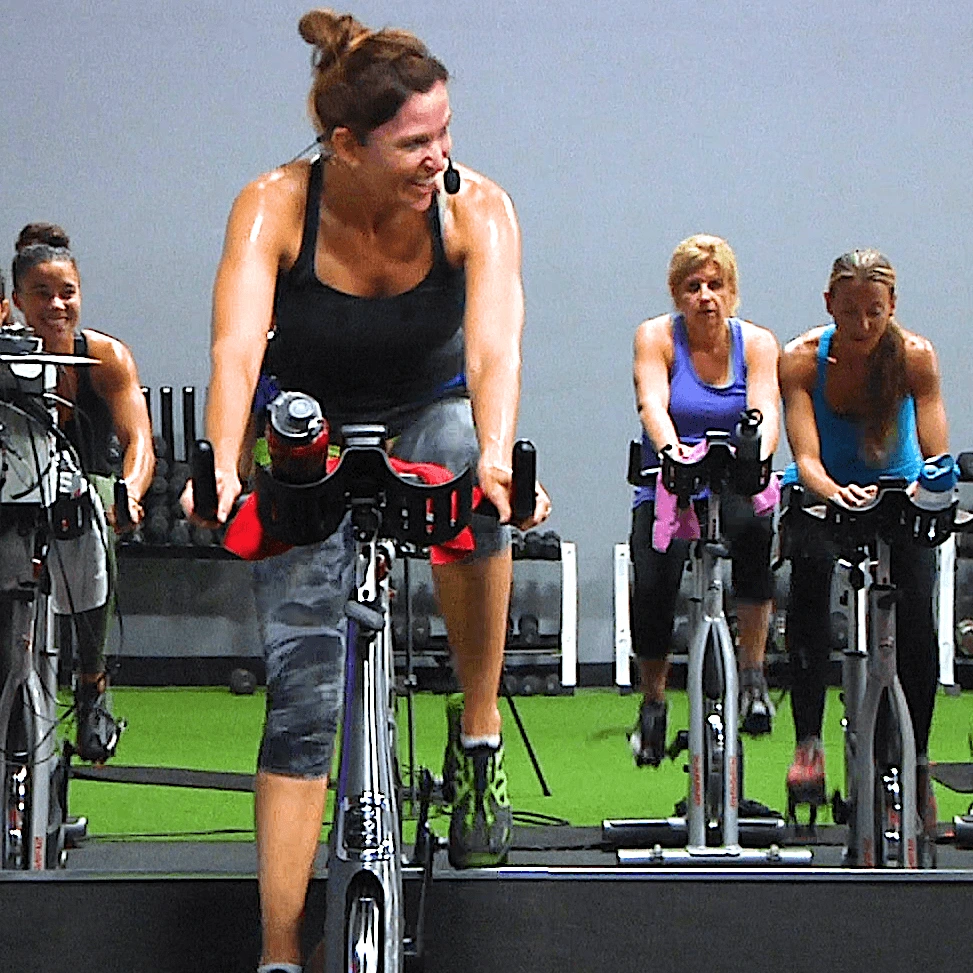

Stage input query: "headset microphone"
[{"left": 443, "top": 157, "right": 461, "bottom": 195}]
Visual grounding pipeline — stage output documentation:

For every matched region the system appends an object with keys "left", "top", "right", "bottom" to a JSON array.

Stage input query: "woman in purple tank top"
[{"left": 629, "top": 235, "right": 780, "bottom": 767}]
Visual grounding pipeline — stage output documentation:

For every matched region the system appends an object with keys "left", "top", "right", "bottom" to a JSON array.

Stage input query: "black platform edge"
[{"left": 4, "top": 864, "right": 973, "bottom": 973}]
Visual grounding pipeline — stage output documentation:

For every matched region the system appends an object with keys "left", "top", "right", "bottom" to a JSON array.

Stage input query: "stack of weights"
[{"left": 121, "top": 385, "right": 220, "bottom": 549}]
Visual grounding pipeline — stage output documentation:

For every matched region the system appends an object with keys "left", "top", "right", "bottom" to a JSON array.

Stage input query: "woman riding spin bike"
[
  {"left": 779, "top": 248, "right": 950, "bottom": 821},
  {"left": 181, "top": 9, "right": 549, "bottom": 972},
  {"left": 9, "top": 228, "right": 154, "bottom": 762},
  {"left": 630, "top": 234, "right": 780, "bottom": 766}
]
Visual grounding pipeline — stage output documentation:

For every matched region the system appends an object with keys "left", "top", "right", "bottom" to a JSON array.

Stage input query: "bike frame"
[
  {"left": 607, "top": 428, "right": 811, "bottom": 866},
  {"left": 0, "top": 582, "right": 57, "bottom": 870},
  {"left": 799, "top": 481, "right": 972, "bottom": 868},
  {"left": 833, "top": 538, "right": 918, "bottom": 867},
  {"left": 322, "top": 528, "right": 406, "bottom": 972},
  {"left": 0, "top": 360, "right": 63, "bottom": 871},
  {"left": 685, "top": 491, "right": 740, "bottom": 852},
  {"left": 251, "top": 423, "right": 476, "bottom": 972}
]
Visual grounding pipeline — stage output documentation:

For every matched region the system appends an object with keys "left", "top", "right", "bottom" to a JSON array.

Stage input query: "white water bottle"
[{"left": 914, "top": 453, "right": 957, "bottom": 510}]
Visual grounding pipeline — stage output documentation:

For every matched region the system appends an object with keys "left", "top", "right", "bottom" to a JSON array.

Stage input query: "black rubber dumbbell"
[
  {"left": 518, "top": 614, "right": 540, "bottom": 646},
  {"left": 538, "top": 530, "right": 562, "bottom": 560},
  {"left": 229, "top": 668, "right": 256, "bottom": 695},
  {"left": 170, "top": 519, "right": 192, "bottom": 546},
  {"left": 144, "top": 511, "right": 171, "bottom": 545}
]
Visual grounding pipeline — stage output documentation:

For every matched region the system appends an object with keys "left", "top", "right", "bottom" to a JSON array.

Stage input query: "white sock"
[
  {"left": 461, "top": 733, "right": 501, "bottom": 750},
  {"left": 257, "top": 964, "right": 302, "bottom": 973}
]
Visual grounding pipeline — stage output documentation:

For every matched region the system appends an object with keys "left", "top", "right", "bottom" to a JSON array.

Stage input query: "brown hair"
[
  {"left": 827, "top": 249, "right": 907, "bottom": 464},
  {"left": 298, "top": 9, "right": 448, "bottom": 144},
  {"left": 16, "top": 222, "right": 70, "bottom": 251},
  {"left": 667, "top": 234, "right": 740, "bottom": 316}
]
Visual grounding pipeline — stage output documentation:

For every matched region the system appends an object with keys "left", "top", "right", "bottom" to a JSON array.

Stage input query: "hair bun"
[
  {"left": 298, "top": 9, "right": 367, "bottom": 71},
  {"left": 16, "top": 222, "right": 70, "bottom": 252}
]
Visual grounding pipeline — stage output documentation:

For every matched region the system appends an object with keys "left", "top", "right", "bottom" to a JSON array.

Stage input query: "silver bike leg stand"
[
  {"left": 26, "top": 592, "right": 56, "bottom": 869},
  {"left": 323, "top": 547, "right": 404, "bottom": 973},
  {"left": 852, "top": 538, "right": 918, "bottom": 868},
  {"left": 836, "top": 556, "right": 869, "bottom": 846},
  {"left": 609, "top": 497, "right": 812, "bottom": 868}
]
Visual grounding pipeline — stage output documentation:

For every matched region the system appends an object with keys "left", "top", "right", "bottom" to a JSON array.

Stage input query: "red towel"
[{"left": 223, "top": 457, "right": 480, "bottom": 565}]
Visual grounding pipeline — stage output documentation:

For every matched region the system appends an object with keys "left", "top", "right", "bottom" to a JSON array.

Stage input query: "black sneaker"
[
  {"left": 75, "top": 679, "right": 120, "bottom": 763},
  {"left": 448, "top": 742, "right": 512, "bottom": 868},
  {"left": 739, "top": 669, "right": 774, "bottom": 736},
  {"left": 629, "top": 699, "right": 667, "bottom": 767}
]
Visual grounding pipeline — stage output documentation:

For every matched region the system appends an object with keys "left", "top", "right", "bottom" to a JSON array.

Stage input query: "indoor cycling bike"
[
  {"left": 0, "top": 323, "right": 99, "bottom": 870},
  {"left": 193, "top": 398, "right": 535, "bottom": 972},
  {"left": 785, "top": 471, "right": 973, "bottom": 867},
  {"left": 604, "top": 411, "right": 811, "bottom": 865}
]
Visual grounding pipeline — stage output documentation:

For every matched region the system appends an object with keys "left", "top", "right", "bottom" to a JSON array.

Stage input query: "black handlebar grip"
[
  {"left": 735, "top": 408, "right": 762, "bottom": 464},
  {"left": 958, "top": 451, "right": 973, "bottom": 483},
  {"left": 191, "top": 440, "right": 218, "bottom": 522},
  {"left": 113, "top": 479, "right": 132, "bottom": 531},
  {"left": 512, "top": 439, "right": 537, "bottom": 523}
]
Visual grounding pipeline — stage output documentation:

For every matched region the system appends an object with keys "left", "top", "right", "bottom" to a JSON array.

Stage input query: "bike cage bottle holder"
[
  {"left": 627, "top": 409, "right": 772, "bottom": 499},
  {"left": 254, "top": 424, "right": 474, "bottom": 548}
]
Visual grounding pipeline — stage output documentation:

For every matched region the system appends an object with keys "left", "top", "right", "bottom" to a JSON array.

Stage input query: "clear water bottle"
[{"left": 914, "top": 453, "right": 958, "bottom": 510}]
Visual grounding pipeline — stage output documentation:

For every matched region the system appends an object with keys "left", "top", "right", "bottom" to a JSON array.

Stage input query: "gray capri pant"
[{"left": 252, "top": 397, "right": 510, "bottom": 778}]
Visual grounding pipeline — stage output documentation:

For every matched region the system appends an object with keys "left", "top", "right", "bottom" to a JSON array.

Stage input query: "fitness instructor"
[{"left": 182, "top": 10, "right": 549, "bottom": 971}]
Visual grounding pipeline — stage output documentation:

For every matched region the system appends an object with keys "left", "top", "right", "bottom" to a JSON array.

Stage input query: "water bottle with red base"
[{"left": 266, "top": 391, "right": 329, "bottom": 484}]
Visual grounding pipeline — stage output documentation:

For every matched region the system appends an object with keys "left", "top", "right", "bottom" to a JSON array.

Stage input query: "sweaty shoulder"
[
  {"left": 780, "top": 326, "right": 826, "bottom": 391},
  {"left": 227, "top": 161, "right": 309, "bottom": 268},
  {"left": 80, "top": 329, "right": 139, "bottom": 394},
  {"left": 900, "top": 326, "right": 940, "bottom": 392},
  {"left": 739, "top": 320, "right": 779, "bottom": 361},
  {"left": 634, "top": 313, "right": 674, "bottom": 362},
  {"left": 442, "top": 164, "right": 519, "bottom": 266}
]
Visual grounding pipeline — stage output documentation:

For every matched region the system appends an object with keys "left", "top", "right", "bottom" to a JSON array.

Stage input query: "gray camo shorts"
[{"left": 252, "top": 397, "right": 510, "bottom": 778}]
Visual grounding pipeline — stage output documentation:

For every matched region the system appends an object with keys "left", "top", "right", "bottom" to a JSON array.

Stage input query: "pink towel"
[{"left": 651, "top": 444, "right": 781, "bottom": 553}]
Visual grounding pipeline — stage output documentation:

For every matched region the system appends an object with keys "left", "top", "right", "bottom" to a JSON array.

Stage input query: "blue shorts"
[{"left": 252, "top": 397, "right": 510, "bottom": 778}]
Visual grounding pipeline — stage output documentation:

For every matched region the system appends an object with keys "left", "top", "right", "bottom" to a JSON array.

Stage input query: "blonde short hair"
[{"left": 667, "top": 234, "right": 740, "bottom": 315}]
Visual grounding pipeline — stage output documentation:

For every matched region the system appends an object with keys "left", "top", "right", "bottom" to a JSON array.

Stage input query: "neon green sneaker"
[
  {"left": 448, "top": 741, "right": 513, "bottom": 868},
  {"left": 441, "top": 693, "right": 465, "bottom": 805}
]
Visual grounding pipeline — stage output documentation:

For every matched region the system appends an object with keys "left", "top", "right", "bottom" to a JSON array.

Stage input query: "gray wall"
[{"left": 4, "top": 0, "right": 972, "bottom": 663}]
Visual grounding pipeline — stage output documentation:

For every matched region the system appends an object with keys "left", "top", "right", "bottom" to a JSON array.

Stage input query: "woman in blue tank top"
[
  {"left": 629, "top": 235, "right": 780, "bottom": 767},
  {"left": 779, "top": 249, "right": 950, "bottom": 826}
]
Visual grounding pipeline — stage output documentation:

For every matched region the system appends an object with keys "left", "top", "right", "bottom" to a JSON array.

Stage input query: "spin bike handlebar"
[
  {"left": 190, "top": 426, "right": 537, "bottom": 550},
  {"left": 627, "top": 408, "right": 772, "bottom": 503},
  {"left": 789, "top": 472, "right": 973, "bottom": 555},
  {"left": 113, "top": 479, "right": 133, "bottom": 531}
]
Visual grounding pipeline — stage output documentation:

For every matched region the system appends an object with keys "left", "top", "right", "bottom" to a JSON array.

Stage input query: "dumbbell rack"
[
  {"left": 114, "top": 387, "right": 578, "bottom": 691},
  {"left": 116, "top": 386, "right": 230, "bottom": 554}
]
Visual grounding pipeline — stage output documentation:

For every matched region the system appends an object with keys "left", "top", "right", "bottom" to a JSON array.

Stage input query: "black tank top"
[
  {"left": 64, "top": 332, "right": 114, "bottom": 476},
  {"left": 268, "top": 156, "right": 467, "bottom": 432}
]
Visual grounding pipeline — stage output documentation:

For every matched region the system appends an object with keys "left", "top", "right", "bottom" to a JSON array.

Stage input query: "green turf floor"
[{"left": 68, "top": 686, "right": 973, "bottom": 841}]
